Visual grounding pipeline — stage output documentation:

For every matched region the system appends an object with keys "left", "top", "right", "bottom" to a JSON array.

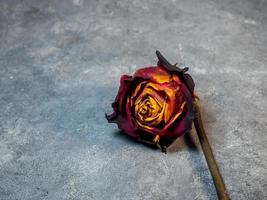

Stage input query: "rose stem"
[{"left": 193, "top": 102, "right": 230, "bottom": 200}]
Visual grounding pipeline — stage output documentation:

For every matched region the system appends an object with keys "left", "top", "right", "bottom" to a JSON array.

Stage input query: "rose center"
[{"left": 134, "top": 95, "right": 164, "bottom": 127}]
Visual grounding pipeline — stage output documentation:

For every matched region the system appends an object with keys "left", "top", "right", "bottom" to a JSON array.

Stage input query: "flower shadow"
[
  {"left": 112, "top": 130, "right": 159, "bottom": 151},
  {"left": 112, "top": 129, "right": 217, "bottom": 199},
  {"left": 167, "top": 131, "right": 216, "bottom": 200}
]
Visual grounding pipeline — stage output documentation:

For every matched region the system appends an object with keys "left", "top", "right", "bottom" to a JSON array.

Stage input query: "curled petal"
[{"left": 156, "top": 50, "right": 184, "bottom": 73}]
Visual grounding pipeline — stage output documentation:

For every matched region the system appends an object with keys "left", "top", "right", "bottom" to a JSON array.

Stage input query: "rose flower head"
[{"left": 106, "top": 51, "right": 196, "bottom": 150}]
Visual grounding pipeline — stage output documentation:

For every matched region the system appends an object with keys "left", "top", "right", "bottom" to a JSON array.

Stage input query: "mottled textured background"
[{"left": 0, "top": 0, "right": 266, "bottom": 199}]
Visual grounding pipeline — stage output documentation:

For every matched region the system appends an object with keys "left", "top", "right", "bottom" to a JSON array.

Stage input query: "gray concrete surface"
[{"left": 0, "top": 0, "right": 266, "bottom": 199}]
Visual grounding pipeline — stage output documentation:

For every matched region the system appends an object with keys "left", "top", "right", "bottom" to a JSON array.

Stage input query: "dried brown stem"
[{"left": 193, "top": 101, "right": 230, "bottom": 200}]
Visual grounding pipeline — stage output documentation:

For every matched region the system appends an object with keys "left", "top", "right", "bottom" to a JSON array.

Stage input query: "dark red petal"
[
  {"left": 105, "top": 75, "right": 132, "bottom": 122},
  {"left": 115, "top": 97, "right": 139, "bottom": 138},
  {"left": 106, "top": 74, "right": 140, "bottom": 138},
  {"left": 116, "top": 115, "right": 139, "bottom": 138},
  {"left": 183, "top": 73, "right": 195, "bottom": 94},
  {"left": 159, "top": 83, "right": 194, "bottom": 138},
  {"left": 117, "top": 75, "right": 134, "bottom": 113}
]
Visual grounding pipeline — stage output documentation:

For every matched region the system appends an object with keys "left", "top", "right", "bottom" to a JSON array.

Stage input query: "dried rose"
[{"left": 106, "top": 51, "right": 196, "bottom": 148}]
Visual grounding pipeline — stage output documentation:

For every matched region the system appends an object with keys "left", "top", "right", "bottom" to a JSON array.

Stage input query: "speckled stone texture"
[{"left": 0, "top": 0, "right": 266, "bottom": 200}]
